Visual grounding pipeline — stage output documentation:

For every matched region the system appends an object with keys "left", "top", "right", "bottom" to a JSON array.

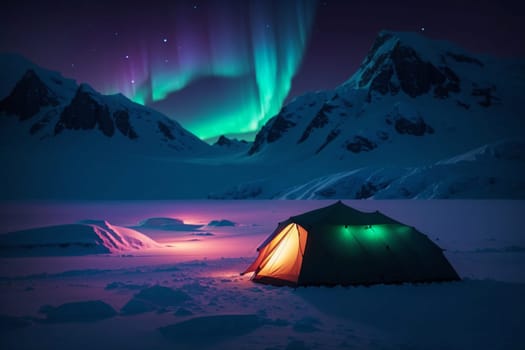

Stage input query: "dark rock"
[
  {"left": 434, "top": 66, "right": 461, "bottom": 98},
  {"left": 0, "top": 69, "right": 59, "bottom": 120},
  {"left": 267, "top": 115, "right": 296, "bottom": 143},
  {"left": 472, "top": 86, "right": 499, "bottom": 107},
  {"left": 114, "top": 110, "right": 138, "bottom": 139},
  {"left": 355, "top": 182, "right": 389, "bottom": 199},
  {"left": 345, "top": 136, "right": 377, "bottom": 153},
  {"left": 55, "top": 86, "right": 114, "bottom": 136},
  {"left": 362, "top": 42, "right": 463, "bottom": 100},
  {"left": 248, "top": 112, "right": 296, "bottom": 155},
  {"left": 394, "top": 116, "right": 434, "bottom": 136},
  {"left": 298, "top": 103, "right": 334, "bottom": 143},
  {"left": 446, "top": 52, "right": 484, "bottom": 67},
  {"left": 371, "top": 64, "right": 399, "bottom": 97},
  {"left": 215, "top": 135, "right": 232, "bottom": 146},
  {"left": 359, "top": 53, "right": 390, "bottom": 88},
  {"left": 356, "top": 182, "right": 378, "bottom": 199},
  {"left": 361, "top": 32, "right": 393, "bottom": 68},
  {"left": 158, "top": 121, "right": 175, "bottom": 140},
  {"left": 342, "top": 99, "right": 353, "bottom": 108},
  {"left": 456, "top": 100, "right": 470, "bottom": 109},
  {"left": 391, "top": 43, "right": 446, "bottom": 98},
  {"left": 29, "top": 111, "right": 55, "bottom": 135},
  {"left": 213, "top": 135, "right": 248, "bottom": 147},
  {"left": 316, "top": 129, "right": 341, "bottom": 154}
]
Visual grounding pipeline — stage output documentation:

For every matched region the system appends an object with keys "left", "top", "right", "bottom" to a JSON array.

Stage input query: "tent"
[{"left": 241, "top": 201, "right": 460, "bottom": 286}]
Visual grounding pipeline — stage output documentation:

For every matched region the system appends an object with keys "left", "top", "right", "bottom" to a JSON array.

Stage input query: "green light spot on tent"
[
  {"left": 363, "top": 225, "right": 386, "bottom": 241},
  {"left": 340, "top": 225, "right": 352, "bottom": 240}
]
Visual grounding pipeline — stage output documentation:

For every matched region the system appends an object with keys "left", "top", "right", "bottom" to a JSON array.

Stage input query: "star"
[
  {"left": 193, "top": 4, "right": 198, "bottom": 9},
  {"left": 114, "top": 32, "right": 119, "bottom": 36},
  {"left": 421, "top": 27, "right": 425, "bottom": 31},
  {"left": 131, "top": 79, "right": 135, "bottom": 84},
  {"left": 125, "top": 55, "right": 129, "bottom": 59},
  {"left": 163, "top": 38, "right": 168, "bottom": 43},
  {"left": 164, "top": 59, "right": 169, "bottom": 63}
]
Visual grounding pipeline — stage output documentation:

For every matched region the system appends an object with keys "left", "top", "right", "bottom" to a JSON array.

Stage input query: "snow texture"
[{"left": 0, "top": 200, "right": 524, "bottom": 349}]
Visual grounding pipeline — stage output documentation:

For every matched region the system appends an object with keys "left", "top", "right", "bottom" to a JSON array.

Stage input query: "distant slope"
[
  {"left": 0, "top": 220, "right": 160, "bottom": 256},
  {"left": 210, "top": 139, "right": 525, "bottom": 199},
  {"left": 247, "top": 31, "right": 524, "bottom": 167},
  {"left": 0, "top": 53, "right": 210, "bottom": 155}
]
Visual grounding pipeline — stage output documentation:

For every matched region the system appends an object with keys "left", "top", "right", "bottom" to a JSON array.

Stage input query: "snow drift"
[{"left": 0, "top": 220, "right": 160, "bottom": 256}]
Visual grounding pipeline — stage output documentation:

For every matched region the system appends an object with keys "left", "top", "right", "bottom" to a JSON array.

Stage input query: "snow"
[
  {"left": 207, "top": 219, "right": 236, "bottom": 227},
  {"left": 133, "top": 217, "right": 203, "bottom": 231},
  {"left": 1, "top": 34, "right": 524, "bottom": 199},
  {"left": 248, "top": 139, "right": 525, "bottom": 199},
  {"left": 0, "top": 200, "right": 524, "bottom": 349},
  {"left": 38, "top": 300, "right": 117, "bottom": 323},
  {"left": 0, "top": 221, "right": 161, "bottom": 256}
]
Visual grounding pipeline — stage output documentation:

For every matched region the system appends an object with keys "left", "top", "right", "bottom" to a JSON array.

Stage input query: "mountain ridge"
[{"left": 0, "top": 30, "right": 523, "bottom": 199}]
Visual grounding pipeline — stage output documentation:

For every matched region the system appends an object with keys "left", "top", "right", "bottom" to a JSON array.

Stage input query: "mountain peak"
[
  {"left": 0, "top": 68, "right": 60, "bottom": 120},
  {"left": 349, "top": 30, "right": 477, "bottom": 100},
  {"left": 214, "top": 135, "right": 249, "bottom": 148}
]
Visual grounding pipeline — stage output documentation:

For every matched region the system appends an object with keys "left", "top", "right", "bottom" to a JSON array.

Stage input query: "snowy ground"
[{"left": 0, "top": 200, "right": 524, "bottom": 350}]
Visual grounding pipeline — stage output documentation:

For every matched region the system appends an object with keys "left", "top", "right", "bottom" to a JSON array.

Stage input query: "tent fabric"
[{"left": 242, "top": 201, "right": 460, "bottom": 286}]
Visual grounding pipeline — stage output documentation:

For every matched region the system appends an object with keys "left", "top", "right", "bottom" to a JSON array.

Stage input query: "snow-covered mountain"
[
  {"left": 247, "top": 31, "right": 524, "bottom": 167},
  {"left": 0, "top": 53, "right": 210, "bottom": 155},
  {"left": 0, "top": 220, "right": 161, "bottom": 256},
  {"left": 276, "top": 139, "right": 525, "bottom": 199},
  {"left": 0, "top": 31, "right": 524, "bottom": 199}
]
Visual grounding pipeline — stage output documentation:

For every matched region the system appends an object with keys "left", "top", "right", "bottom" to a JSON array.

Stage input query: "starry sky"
[{"left": 1, "top": 0, "right": 523, "bottom": 142}]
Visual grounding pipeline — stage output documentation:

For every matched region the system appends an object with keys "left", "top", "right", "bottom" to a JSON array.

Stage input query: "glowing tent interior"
[{"left": 241, "top": 201, "right": 460, "bottom": 286}]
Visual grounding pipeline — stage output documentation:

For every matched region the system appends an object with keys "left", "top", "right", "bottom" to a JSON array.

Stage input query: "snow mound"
[
  {"left": 267, "top": 140, "right": 525, "bottom": 199},
  {"left": 134, "top": 217, "right": 203, "bottom": 231},
  {"left": 437, "top": 139, "right": 525, "bottom": 165},
  {"left": 159, "top": 314, "right": 264, "bottom": 343},
  {"left": 105, "top": 281, "right": 147, "bottom": 290},
  {"left": 38, "top": 300, "right": 117, "bottom": 323},
  {"left": 207, "top": 219, "right": 236, "bottom": 227},
  {"left": 0, "top": 221, "right": 160, "bottom": 256},
  {"left": 0, "top": 314, "right": 31, "bottom": 331},
  {"left": 121, "top": 285, "right": 190, "bottom": 315}
]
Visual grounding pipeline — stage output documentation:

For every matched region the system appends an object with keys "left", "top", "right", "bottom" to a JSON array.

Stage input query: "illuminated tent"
[{"left": 242, "top": 201, "right": 460, "bottom": 286}]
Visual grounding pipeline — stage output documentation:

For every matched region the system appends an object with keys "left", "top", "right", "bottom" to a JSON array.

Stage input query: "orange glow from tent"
[{"left": 252, "top": 223, "right": 308, "bottom": 283}]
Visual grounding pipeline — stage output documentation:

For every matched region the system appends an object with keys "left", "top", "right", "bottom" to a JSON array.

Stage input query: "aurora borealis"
[
  {"left": 116, "top": 1, "right": 316, "bottom": 140},
  {"left": 2, "top": 0, "right": 524, "bottom": 141}
]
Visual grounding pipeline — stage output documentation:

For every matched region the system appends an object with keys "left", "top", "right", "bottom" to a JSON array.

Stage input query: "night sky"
[{"left": 1, "top": 0, "right": 523, "bottom": 141}]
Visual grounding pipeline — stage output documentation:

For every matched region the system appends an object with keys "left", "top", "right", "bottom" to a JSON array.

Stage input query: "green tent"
[{"left": 242, "top": 201, "right": 460, "bottom": 286}]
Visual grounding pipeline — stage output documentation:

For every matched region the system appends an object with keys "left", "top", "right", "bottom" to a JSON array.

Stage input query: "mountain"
[
  {"left": 274, "top": 139, "right": 525, "bottom": 199},
  {"left": 0, "top": 53, "right": 210, "bottom": 155},
  {"left": 0, "top": 31, "right": 524, "bottom": 199},
  {"left": 247, "top": 31, "right": 524, "bottom": 167},
  {"left": 0, "top": 220, "right": 161, "bottom": 257},
  {"left": 213, "top": 135, "right": 250, "bottom": 148}
]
